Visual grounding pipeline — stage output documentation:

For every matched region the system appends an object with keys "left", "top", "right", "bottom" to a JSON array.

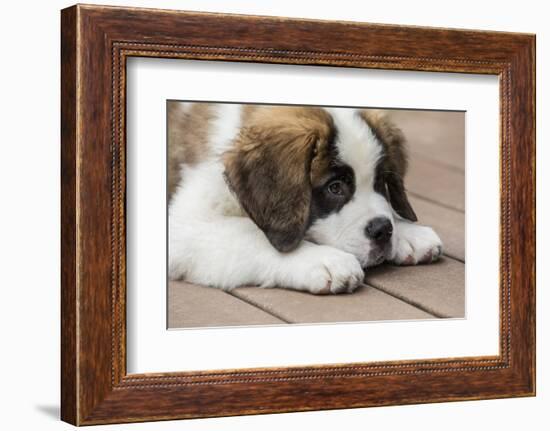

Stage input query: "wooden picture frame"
[{"left": 61, "top": 4, "right": 535, "bottom": 425}]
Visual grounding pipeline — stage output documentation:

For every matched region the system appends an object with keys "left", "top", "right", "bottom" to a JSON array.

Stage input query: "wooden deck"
[{"left": 168, "top": 110, "right": 465, "bottom": 329}]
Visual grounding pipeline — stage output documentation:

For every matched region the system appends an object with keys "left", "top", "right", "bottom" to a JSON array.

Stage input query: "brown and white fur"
[{"left": 168, "top": 102, "right": 442, "bottom": 294}]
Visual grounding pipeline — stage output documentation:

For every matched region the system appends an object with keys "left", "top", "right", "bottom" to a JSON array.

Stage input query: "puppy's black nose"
[{"left": 365, "top": 217, "right": 393, "bottom": 244}]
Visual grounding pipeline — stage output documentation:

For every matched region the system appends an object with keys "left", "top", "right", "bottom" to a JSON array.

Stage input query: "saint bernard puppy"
[{"left": 168, "top": 102, "right": 443, "bottom": 294}]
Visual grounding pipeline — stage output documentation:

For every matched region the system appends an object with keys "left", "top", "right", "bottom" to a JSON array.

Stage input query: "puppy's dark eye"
[{"left": 327, "top": 180, "right": 345, "bottom": 196}]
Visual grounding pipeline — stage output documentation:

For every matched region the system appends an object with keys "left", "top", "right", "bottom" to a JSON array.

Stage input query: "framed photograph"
[{"left": 61, "top": 4, "right": 535, "bottom": 425}]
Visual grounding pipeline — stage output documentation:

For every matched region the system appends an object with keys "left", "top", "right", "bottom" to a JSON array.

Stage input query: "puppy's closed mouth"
[{"left": 364, "top": 250, "right": 387, "bottom": 268}]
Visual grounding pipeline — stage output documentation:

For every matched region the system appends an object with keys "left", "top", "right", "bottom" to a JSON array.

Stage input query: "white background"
[
  {"left": 0, "top": 0, "right": 546, "bottom": 430},
  {"left": 127, "top": 60, "right": 499, "bottom": 373}
]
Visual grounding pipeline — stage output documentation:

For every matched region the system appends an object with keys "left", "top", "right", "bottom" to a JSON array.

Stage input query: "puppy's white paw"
[
  {"left": 392, "top": 223, "right": 443, "bottom": 266},
  {"left": 285, "top": 246, "right": 364, "bottom": 295}
]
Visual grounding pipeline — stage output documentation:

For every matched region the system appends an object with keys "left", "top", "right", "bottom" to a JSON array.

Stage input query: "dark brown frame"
[{"left": 61, "top": 4, "right": 536, "bottom": 425}]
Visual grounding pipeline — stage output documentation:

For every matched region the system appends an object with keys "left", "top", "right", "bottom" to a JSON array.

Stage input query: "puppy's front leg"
[
  {"left": 276, "top": 241, "right": 365, "bottom": 294},
  {"left": 391, "top": 219, "right": 443, "bottom": 265},
  {"left": 169, "top": 217, "right": 364, "bottom": 294}
]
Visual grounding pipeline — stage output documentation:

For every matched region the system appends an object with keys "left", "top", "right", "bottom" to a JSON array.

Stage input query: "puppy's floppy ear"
[
  {"left": 383, "top": 173, "right": 417, "bottom": 222},
  {"left": 223, "top": 117, "right": 321, "bottom": 252},
  {"left": 361, "top": 110, "right": 418, "bottom": 222}
]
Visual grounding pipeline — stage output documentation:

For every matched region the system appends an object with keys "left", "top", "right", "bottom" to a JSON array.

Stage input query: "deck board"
[
  {"left": 388, "top": 110, "right": 465, "bottom": 171},
  {"left": 407, "top": 157, "right": 465, "bottom": 212},
  {"left": 410, "top": 196, "right": 465, "bottom": 261},
  {"left": 229, "top": 284, "right": 433, "bottom": 324},
  {"left": 168, "top": 281, "right": 285, "bottom": 328},
  {"left": 364, "top": 258, "right": 465, "bottom": 318}
]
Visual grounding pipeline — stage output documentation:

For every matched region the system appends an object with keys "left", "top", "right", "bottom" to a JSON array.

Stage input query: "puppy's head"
[{"left": 223, "top": 106, "right": 416, "bottom": 267}]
